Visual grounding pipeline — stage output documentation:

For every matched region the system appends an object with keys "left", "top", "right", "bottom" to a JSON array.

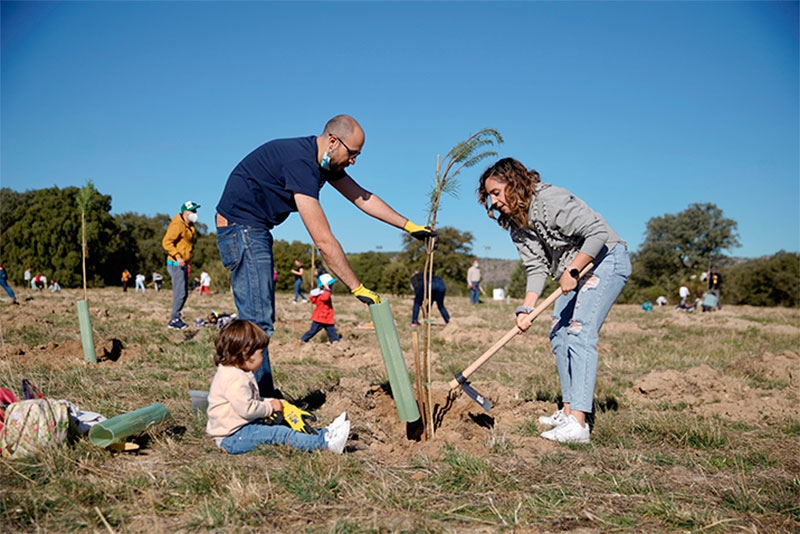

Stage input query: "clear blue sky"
[{"left": 2, "top": 1, "right": 798, "bottom": 261}]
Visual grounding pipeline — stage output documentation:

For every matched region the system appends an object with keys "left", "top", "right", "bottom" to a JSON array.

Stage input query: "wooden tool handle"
[{"left": 448, "top": 263, "right": 593, "bottom": 390}]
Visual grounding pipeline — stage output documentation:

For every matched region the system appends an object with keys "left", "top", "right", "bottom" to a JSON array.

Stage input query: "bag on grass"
[{"left": 0, "top": 398, "right": 71, "bottom": 458}]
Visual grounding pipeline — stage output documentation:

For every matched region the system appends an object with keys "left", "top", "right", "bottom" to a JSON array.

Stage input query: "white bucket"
[
  {"left": 189, "top": 390, "right": 209, "bottom": 413},
  {"left": 493, "top": 288, "right": 505, "bottom": 301}
]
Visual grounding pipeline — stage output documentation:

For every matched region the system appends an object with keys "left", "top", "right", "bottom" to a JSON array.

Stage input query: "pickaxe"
[{"left": 449, "top": 264, "right": 594, "bottom": 412}]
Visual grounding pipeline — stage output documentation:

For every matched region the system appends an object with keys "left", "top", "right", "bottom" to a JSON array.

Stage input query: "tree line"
[{"left": 1, "top": 186, "right": 796, "bottom": 306}]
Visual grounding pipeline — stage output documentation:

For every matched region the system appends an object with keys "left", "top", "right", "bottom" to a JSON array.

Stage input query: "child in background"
[
  {"left": 297, "top": 274, "right": 340, "bottom": 344},
  {"left": 206, "top": 319, "right": 350, "bottom": 454}
]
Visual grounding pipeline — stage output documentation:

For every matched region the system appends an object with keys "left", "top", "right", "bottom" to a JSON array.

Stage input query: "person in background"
[
  {"left": 214, "top": 114, "right": 435, "bottom": 397},
  {"left": 678, "top": 285, "right": 690, "bottom": 308},
  {"left": 24, "top": 268, "right": 32, "bottom": 291},
  {"left": 707, "top": 267, "right": 722, "bottom": 310},
  {"left": 162, "top": 200, "right": 200, "bottom": 330},
  {"left": 290, "top": 258, "right": 308, "bottom": 304},
  {"left": 655, "top": 295, "right": 668, "bottom": 307},
  {"left": 478, "top": 157, "right": 630, "bottom": 444},
  {"left": 200, "top": 271, "right": 211, "bottom": 296},
  {"left": 33, "top": 272, "right": 47, "bottom": 291},
  {"left": 0, "top": 265, "right": 18, "bottom": 305},
  {"left": 206, "top": 319, "right": 350, "bottom": 454},
  {"left": 467, "top": 259, "right": 482, "bottom": 305},
  {"left": 121, "top": 269, "right": 131, "bottom": 292},
  {"left": 410, "top": 271, "right": 450, "bottom": 327},
  {"left": 151, "top": 272, "right": 164, "bottom": 292},
  {"left": 135, "top": 273, "right": 146, "bottom": 293},
  {"left": 297, "top": 273, "right": 340, "bottom": 344},
  {"left": 313, "top": 259, "right": 328, "bottom": 286},
  {"left": 48, "top": 280, "right": 61, "bottom": 292}
]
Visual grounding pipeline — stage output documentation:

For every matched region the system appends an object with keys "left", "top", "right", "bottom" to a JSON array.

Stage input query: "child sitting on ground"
[
  {"left": 297, "top": 274, "right": 340, "bottom": 344},
  {"left": 206, "top": 318, "right": 349, "bottom": 454}
]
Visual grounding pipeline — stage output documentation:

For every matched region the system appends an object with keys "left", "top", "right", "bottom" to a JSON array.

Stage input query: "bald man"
[{"left": 216, "top": 114, "right": 435, "bottom": 396}]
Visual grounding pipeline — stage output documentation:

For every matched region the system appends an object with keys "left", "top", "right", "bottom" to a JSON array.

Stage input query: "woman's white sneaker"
[
  {"left": 540, "top": 414, "right": 590, "bottom": 444},
  {"left": 538, "top": 408, "right": 566, "bottom": 427}
]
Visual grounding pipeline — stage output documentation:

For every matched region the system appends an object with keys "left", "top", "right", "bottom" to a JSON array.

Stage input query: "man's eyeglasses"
[{"left": 335, "top": 136, "right": 360, "bottom": 159}]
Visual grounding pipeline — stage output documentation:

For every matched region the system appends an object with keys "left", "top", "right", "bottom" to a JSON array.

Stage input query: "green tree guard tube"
[
  {"left": 76, "top": 299, "right": 97, "bottom": 363},
  {"left": 89, "top": 403, "right": 171, "bottom": 448},
  {"left": 369, "top": 300, "right": 421, "bottom": 423}
]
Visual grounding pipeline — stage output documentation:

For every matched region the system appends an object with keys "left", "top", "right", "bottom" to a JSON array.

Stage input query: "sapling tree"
[
  {"left": 416, "top": 128, "right": 503, "bottom": 439},
  {"left": 76, "top": 180, "right": 96, "bottom": 301}
]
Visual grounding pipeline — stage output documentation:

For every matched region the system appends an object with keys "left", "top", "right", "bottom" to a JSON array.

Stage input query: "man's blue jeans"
[
  {"left": 216, "top": 224, "right": 276, "bottom": 397},
  {"left": 549, "top": 243, "right": 631, "bottom": 414},
  {"left": 220, "top": 421, "right": 325, "bottom": 454},
  {"left": 469, "top": 283, "right": 480, "bottom": 304},
  {"left": 167, "top": 263, "right": 188, "bottom": 322}
]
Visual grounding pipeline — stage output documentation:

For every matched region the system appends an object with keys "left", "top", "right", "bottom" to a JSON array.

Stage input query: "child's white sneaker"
[{"left": 324, "top": 412, "right": 350, "bottom": 454}]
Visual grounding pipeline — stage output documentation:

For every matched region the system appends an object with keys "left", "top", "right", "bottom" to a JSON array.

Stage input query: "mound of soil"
[{"left": 631, "top": 351, "right": 799, "bottom": 424}]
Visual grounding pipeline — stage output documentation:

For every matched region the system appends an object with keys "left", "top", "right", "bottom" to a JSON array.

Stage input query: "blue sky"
[{"left": 2, "top": 1, "right": 798, "bottom": 261}]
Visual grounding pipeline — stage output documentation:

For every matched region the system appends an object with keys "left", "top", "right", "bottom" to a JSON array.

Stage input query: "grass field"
[{"left": 1, "top": 287, "right": 798, "bottom": 533}]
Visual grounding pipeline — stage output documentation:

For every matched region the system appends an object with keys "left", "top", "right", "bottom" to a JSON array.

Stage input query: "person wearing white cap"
[{"left": 162, "top": 200, "right": 200, "bottom": 330}]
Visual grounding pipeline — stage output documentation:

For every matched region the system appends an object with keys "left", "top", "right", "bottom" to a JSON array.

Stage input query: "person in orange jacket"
[
  {"left": 297, "top": 274, "right": 340, "bottom": 344},
  {"left": 161, "top": 200, "right": 200, "bottom": 330}
]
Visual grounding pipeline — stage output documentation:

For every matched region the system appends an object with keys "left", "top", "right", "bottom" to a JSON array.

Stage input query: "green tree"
[
  {"left": 725, "top": 251, "right": 799, "bottom": 307},
  {"left": 2, "top": 186, "right": 123, "bottom": 287},
  {"left": 398, "top": 226, "right": 475, "bottom": 293},
  {"left": 633, "top": 203, "right": 740, "bottom": 290}
]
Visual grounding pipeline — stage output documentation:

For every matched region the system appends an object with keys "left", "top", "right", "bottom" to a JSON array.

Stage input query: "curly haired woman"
[{"left": 478, "top": 158, "right": 630, "bottom": 444}]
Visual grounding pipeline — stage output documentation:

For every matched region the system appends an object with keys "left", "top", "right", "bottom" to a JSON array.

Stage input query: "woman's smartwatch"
[{"left": 569, "top": 268, "right": 581, "bottom": 280}]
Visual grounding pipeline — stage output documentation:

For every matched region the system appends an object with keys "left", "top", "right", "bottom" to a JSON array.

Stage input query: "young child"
[
  {"left": 206, "top": 319, "right": 350, "bottom": 454},
  {"left": 297, "top": 274, "right": 340, "bottom": 344}
]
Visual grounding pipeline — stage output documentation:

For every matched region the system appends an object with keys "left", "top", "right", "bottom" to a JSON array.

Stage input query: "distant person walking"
[
  {"left": 199, "top": 271, "right": 211, "bottom": 296},
  {"left": 297, "top": 274, "right": 340, "bottom": 344},
  {"left": 410, "top": 272, "right": 450, "bottom": 327},
  {"left": 478, "top": 157, "right": 630, "bottom": 444},
  {"left": 121, "top": 269, "right": 131, "bottom": 292},
  {"left": 707, "top": 267, "right": 722, "bottom": 310},
  {"left": 0, "top": 265, "right": 18, "bottom": 305},
  {"left": 135, "top": 273, "right": 146, "bottom": 293},
  {"left": 162, "top": 200, "right": 200, "bottom": 330},
  {"left": 24, "top": 268, "right": 32, "bottom": 290},
  {"left": 467, "top": 260, "right": 482, "bottom": 305},
  {"left": 291, "top": 258, "right": 308, "bottom": 304}
]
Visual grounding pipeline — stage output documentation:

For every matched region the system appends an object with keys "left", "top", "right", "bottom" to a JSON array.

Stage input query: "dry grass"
[{"left": 1, "top": 287, "right": 798, "bottom": 533}]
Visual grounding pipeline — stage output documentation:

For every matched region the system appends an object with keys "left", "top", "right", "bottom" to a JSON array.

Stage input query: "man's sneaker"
[
  {"left": 168, "top": 319, "right": 188, "bottom": 330},
  {"left": 540, "top": 414, "right": 590, "bottom": 444},
  {"left": 323, "top": 412, "right": 350, "bottom": 454},
  {"left": 538, "top": 408, "right": 567, "bottom": 428}
]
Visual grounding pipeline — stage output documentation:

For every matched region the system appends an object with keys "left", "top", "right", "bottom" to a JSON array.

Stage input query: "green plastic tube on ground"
[
  {"left": 369, "top": 300, "right": 421, "bottom": 423},
  {"left": 89, "top": 403, "right": 171, "bottom": 448}
]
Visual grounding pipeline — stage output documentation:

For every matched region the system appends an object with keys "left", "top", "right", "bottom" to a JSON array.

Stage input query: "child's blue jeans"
[{"left": 220, "top": 421, "right": 326, "bottom": 454}]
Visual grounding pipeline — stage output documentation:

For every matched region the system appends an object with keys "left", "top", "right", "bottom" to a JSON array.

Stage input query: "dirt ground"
[{"left": 2, "top": 287, "right": 798, "bottom": 465}]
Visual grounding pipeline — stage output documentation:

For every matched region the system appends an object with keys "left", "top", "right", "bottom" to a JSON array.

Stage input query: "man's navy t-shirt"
[{"left": 216, "top": 136, "right": 346, "bottom": 229}]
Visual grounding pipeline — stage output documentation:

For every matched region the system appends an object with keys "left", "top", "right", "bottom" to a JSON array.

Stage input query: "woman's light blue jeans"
[
  {"left": 220, "top": 422, "right": 325, "bottom": 454},
  {"left": 216, "top": 224, "right": 276, "bottom": 397},
  {"left": 549, "top": 243, "right": 631, "bottom": 414}
]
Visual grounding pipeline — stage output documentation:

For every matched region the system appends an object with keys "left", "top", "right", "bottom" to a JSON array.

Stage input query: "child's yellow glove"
[{"left": 280, "top": 401, "right": 317, "bottom": 434}]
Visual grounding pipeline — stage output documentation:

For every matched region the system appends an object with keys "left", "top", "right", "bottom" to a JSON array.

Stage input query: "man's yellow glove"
[
  {"left": 352, "top": 284, "right": 381, "bottom": 305},
  {"left": 280, "top": 401, "right": 317, "bottom": 434},
  {"left": 404, "top": 220, "right": 438, "bottom": 248}
]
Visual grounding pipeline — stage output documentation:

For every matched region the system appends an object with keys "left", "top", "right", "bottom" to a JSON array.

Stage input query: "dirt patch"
[{"left": 630, "top": 351, "right": 800, "bottom": 425}]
